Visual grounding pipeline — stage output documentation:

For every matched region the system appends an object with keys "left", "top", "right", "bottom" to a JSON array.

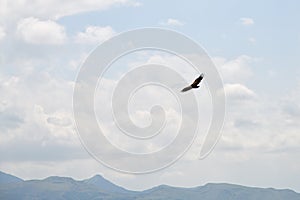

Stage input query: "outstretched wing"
[
  {"left": 181, "top": 85, "right": 193, "bottom": 92},
  {"left": 191, "top": 73, "right": 204, "bottom": 87}
]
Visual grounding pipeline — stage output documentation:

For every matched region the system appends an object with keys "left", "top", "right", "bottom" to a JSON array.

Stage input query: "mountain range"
[{"left": 0, "top": 171, "right": 299, "bottom": 200}]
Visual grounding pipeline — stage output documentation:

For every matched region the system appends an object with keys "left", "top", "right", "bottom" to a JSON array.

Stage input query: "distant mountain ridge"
[
  {"left": 0, "top": 171, "right": 299, "bottom": 200},
  {"left": 83, "top": 174, "right": 131, "bottom": 194},
  {"left": 0, "top": 171, "right": 23, "bottom": 184}
]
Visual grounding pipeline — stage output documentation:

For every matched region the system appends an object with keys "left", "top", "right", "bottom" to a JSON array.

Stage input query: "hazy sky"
[{"left": 0, "top": 0, "right": 300, "bottom": 192}]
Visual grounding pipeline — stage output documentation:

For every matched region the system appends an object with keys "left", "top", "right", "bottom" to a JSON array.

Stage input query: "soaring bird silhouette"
[{"left": 181, "top": 73, "right": 204, "bottom": 92}]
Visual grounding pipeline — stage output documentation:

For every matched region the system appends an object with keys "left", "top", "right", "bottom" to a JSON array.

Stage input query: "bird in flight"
[{"left": 181, "top": 73, "right": 204, "bottom": 92}]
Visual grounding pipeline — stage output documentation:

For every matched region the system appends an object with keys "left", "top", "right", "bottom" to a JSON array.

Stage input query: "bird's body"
[{"left": 181, "top": 73, "right": 204, "bottom": 92}]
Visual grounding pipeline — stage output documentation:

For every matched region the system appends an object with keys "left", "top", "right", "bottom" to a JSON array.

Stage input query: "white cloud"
[
  {"left": 68, "top": 53, "right": 89, "bottom": 71},
  {"left": 0, "top": 26, "right": 5, "bottom": 41},
  {"left": 92, "top": 52, "right": 212, "bottom": 156},
  {"left": 224, "top": 83, "right": 256, "bottom": 101},
  {"left": 47, "top": 115, "right": 72, "bottom": 127},
  {"left": 16, "top": 17, "right": 66, "bottom": 45},
  {"left": 160, "top": 18, "right": 184, "bottom": 26},
  {"left": 74, "top": 26, "right": 115, "bottom": 44},
  {"left": 0, "top": 111, "right": 23, "bottom": 132},
  {"left": 213, "top": 55, "right": 253, "bottom": 83},
  {"left": 240, "top": 17, "right": 254, "bottom": 26},
  {"left": 0, "top": 65, "right": 77, "bottom": 147},
  {"left": 248, "top": 37, "right": 256, "bottom": 44}
]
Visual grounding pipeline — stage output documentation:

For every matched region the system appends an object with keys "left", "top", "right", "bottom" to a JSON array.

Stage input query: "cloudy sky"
[{"left": 1, "top": 0, "right": 300, "bottom": 192}]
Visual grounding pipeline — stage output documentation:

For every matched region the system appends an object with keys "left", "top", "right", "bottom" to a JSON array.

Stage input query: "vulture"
[{"left": 181, "top": 73, "right": 204, "bottom": 92}]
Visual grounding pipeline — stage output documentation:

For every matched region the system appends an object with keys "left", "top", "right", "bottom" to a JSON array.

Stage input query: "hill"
[{"left": 0, "top": 171, "right": 299, "bottom": 200}]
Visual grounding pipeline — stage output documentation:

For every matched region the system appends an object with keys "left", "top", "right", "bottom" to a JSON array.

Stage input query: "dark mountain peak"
[
  {"left": 89, "top": 174, "right": 105, "bottom": 181},
  {"left": 83, "top": 174, "right": 130, "bottom": 193},
  {"left": 84, "top": 174, "right": 109, "bottom": 185},
  {"left": 0, "top": 171, "right": 23, "bottom": 184}
]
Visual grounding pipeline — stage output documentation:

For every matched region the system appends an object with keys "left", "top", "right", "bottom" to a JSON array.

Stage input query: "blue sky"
[
  {"left": 53, "top": 0, "right": 300, "bottom": 94},
  {"left": 0, "top": 0, "right": 300, "bottom": 193}
]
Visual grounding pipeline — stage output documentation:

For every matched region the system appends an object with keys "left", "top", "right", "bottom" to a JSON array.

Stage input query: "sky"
[{"left": 1, "top": 0, "right": 300, "bottom": 192}]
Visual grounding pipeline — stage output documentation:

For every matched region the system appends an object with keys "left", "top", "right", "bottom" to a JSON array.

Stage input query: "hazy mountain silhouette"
[
  {"left": 0, "top": 171, "right": 299, "bottom": 200},
  {"left": 0, "top": 171, "right": 23, "bottom": 184},
  {"left": 83, "top": 174, "right": 131, "bottom": 194}
]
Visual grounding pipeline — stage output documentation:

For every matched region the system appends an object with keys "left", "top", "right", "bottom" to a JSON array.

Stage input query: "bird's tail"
[{"left": 181, "top": 86, "right": 193, "bottom": 92}]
